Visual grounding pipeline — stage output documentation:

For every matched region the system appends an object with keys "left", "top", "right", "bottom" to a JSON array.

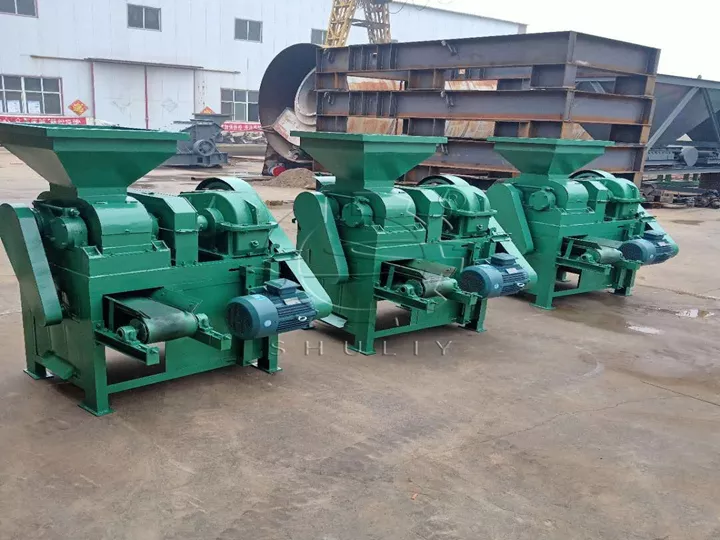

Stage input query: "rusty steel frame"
[{"left": 313, "top": 31, "right": 660, "bottom": 185}]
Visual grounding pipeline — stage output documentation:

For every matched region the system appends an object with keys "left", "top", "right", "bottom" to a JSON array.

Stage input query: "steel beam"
[
  {"left": 657, "top": 74, "right": 720, "bottom": 91},
  {"left": 317, "top": 32, "right": 659, "bottom": 75},
  {"left": 317, "top": 89, "right": 653, "bottom": 125},
  {"left": 317, "top": 32, "right": 659, "bottom": 77},
  {"left": 422, "top": 139, "right": 645, "bottom": 174},
  {"left": 317, "top": 66, "right": 647, "bottom": 88}
]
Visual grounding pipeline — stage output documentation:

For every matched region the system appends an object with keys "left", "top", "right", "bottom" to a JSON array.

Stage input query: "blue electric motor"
[
  {"left": 226, "top": 279, "right": 318, "bottom": 340},
  {"left": 459, "top": 253, "right": 530, "bottom": 298},
  {"left": 620, "top": 230, "right": 677, "bottom": 265}
]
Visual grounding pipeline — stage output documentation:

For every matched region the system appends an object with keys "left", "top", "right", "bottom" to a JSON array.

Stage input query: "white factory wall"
[
  {"left": 93, "top": 63, "right": 145, "bottom": 127},
  {"left": 0, "top": 0, "right": 524, "bottom": 129}
]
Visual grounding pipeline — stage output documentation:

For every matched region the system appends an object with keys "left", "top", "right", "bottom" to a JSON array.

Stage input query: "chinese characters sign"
[
  {"left": 68, "top": 100, "right": 89, "bottom": 116},
  {"left": 0, "top": 115, "right": 89, "bottom": 125},
  {"left": 222, "top": 121, "right": 261, "bottom": 132}
]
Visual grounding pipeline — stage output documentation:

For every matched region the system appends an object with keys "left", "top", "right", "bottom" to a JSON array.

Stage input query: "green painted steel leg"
[
  {"left": 613, "top": 286, "right": 632, "bottom": 297},
  {"left": 463, "top": 300, "right": 487, "bottom": 333},
  {"left": 24, "top": 313, "right": 51, "bottom": 379},
  {"left": 348, "top": 323, "right": 377, "bottom": 356},
  {"left": 24, "top": 358, "right": 50, "bottom": 380},
  {"left": 79, "top": 392, "right": 113, "bottom": 416},
  {"left": 78, "top": 346, "right": 113, "bottom": 416},
  {"left": 531, "top": 273, "right": 557, "bottom": 310},
  {"left": 613, "top": 267, "right": 636, "bottom": 297},
  {"left": 254, "top": 337, "right": 282, "bottom": 374}
]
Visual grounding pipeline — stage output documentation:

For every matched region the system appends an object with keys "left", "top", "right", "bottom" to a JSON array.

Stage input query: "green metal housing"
[
  {"left": 293, "top": 131, "right": 536, "bottom": 355},
  {"left": 0, "top": 123, "right": 331, "bottom": 415},
  {"left": 486, "top": 137, "right": 679, "bottom": 309}
]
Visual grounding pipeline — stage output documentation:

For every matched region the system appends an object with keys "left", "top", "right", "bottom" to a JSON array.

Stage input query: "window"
[
  {"left": 235, "top": 19, "right": 262, "bottom": 42},
  {"left": 0, "top": 75, "right": 62, "bottom": 115},
  {"left": 0, "top": 0, "right": 37, "bottom": 16},
  {"left": 311, "top": 29, "right": 327, "bottom": 46},
  {"left": 128, "top": 4, "right": 160, "bottom": 30},
  {"left": 220, "top": 89, "right": 259, "bottom": 122}
]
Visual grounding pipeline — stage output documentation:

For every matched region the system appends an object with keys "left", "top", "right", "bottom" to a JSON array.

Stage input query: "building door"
[
  {"left": 93, "top": 63, "right": 194, "bottom": 129},
  {"left": 146, "top": 67, "right": 194, "bottom": 130},
  {"left": 93, "top": 63, "right": 146, "bottom": 127}
]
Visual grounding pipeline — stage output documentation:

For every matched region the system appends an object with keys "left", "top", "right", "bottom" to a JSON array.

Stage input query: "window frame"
[
  {"left": 220, "top": 88, "right": 259, "bottom": 122},
  {"left": 127, "top": 3, "right": 161, "bottom": 31},
  {"left": 234, "top": 18, "right": 262, "bottom": 43},
  {"left": 0, "top": 74, "right": 63, "bottom": 116},
  {"left": 311, "top": 29, "right": 327, "bottom": 46},
  {"left": 0, "top": 0, "right": 38, "bottom": 17}
]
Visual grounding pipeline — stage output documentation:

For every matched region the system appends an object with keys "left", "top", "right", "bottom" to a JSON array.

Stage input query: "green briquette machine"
[
  {"left": 486, "top": 138, "right": 678, "bottom": 309},
  {"left": 0, "top": 123, "right": 331, "bottom": 415},
  {"left": 292, "top": 131, "right": 536, "bottom": 355}
]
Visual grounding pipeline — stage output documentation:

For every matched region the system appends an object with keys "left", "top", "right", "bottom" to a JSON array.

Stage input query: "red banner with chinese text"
[
  {"left": 0, "top": 116, "right": 89, "bottom": 125},
  {"left": 221, "top": 121, "right": 262, "bottom": 132}
]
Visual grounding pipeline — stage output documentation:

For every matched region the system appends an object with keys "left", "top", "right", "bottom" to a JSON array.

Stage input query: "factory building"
[{"left": 0, "top": 0, "right": 524, "bottom": 130}]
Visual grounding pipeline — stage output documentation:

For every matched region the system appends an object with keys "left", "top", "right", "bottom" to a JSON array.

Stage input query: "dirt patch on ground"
[{"left": 261, "top": 168, "right": 317, "bottom": 189}]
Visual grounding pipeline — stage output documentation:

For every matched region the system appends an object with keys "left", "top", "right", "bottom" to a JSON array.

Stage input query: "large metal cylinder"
[{"left": 258, "top": 43, "right": 319, "bottom": 162}]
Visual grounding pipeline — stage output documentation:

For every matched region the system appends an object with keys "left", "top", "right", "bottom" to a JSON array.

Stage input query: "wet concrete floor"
[{"left": 0, "top": 149, "right": 719, "bottom": 539}]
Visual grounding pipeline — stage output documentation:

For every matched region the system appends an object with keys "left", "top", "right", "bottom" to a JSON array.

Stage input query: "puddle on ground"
[
  {"left": 649, "top": 306, "right": 716, "bottom": 319},
  {"left": 626, "top": 324, "right": 663, "bottom": 335},
  {"left": 550, "top": 303, "right": 632, "bottom": 333},
  {"left": 675, "top": 308, "right": 714, "bottom": 319},
  {"left": 671, "top": 219, "right": 704, "bottom": 225},
  {"left": 551, "top": 295, "right": 717, "bottom": 334},
  {"left": 553, "top": 299, "right": 720, "bottom": 387},
  {"left": 552, "top": 308, "right": 665, "bottom": 335}
]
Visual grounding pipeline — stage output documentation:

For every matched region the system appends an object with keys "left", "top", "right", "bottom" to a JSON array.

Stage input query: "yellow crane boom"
[{"left": 326, "top": 0, "right": 392, "bottom": 47}]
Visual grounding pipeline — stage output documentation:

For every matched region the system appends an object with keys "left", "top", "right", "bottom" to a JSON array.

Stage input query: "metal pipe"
[
  {"left": 144, "top": 65, "right": 150, "bottom": 129},
  {"left": 90, "top": 61, "right": 97, "bottom": 120}
]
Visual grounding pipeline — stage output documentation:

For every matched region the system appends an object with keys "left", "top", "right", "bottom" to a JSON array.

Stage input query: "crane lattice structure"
[{"left": 326, "top": 0, "right": 392, "bottom": 47}]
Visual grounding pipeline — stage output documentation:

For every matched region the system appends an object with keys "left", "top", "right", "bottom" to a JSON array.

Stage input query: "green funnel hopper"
[
  {"left": 0, "top": 123, "right": 187, "bottom": 197},
  {"left": 292, "top": 131, "right": 446, "bottom": 192},
  {"left": 489, "top": 137, "right": 613, "bottom": 177}
]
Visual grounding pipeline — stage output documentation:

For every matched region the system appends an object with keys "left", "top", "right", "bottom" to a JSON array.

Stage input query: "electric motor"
[
  {"left": 620, "top": 230, "right": 677, "bottom": 265},
  {"left": 226, "top": 279, "right": 318, "bottom": 339},
  {"left": 459, "top": 253, "right": 530, "bottom": 298}
]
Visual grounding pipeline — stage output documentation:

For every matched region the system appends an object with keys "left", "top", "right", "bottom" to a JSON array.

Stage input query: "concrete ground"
[{"left": 0, "top": 147, "right": 719, "bottom": 539}]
